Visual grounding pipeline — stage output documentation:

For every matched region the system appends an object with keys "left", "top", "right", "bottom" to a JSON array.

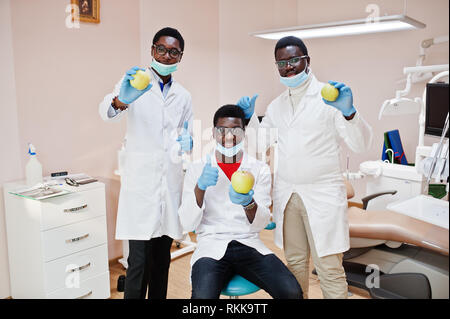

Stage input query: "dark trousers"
[
  {"left": 191, "top": 240, "right": 303, "bottom": 299},
  {"left": 124, "top": 235, "right": 173, "bottom": 299}
]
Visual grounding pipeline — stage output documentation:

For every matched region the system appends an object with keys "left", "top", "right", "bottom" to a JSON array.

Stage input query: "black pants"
[
  {"left": 124, "top": 235, "right": 173, "bottom": 299},
  {"left": 191, "top": 240, "right": 302, "bottom": 299}
]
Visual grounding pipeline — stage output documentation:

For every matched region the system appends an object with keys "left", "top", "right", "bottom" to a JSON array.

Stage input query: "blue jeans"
[{"left": 191, "top": 240, "right": 302, "bottom": 299}]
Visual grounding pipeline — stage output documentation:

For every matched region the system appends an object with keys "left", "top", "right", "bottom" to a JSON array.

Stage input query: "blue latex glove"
[
  {"left": 118, "top": 66, "right": 152, "bottom": 104},
  {"left": 322, "top": 81, "right": 356, "bottom": 117},
  {"left": 228, "top": 184, "right": 254, "bottom": 206},
  {"left": 236, "top": 94, "right": 258, "bottom": 119},
  {"left": 197, "top": 154, "right": 219, "bottom": 191},
  {"left": 176, "top": 121, "right": 193, "bottom": 152}
]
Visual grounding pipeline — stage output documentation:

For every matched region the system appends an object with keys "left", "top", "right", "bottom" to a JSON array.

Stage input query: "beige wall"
[
  {"left": 0, "top": 0, "right": 448, "bottom": 298},
  {"left": 0, "top": 0, "right": 21, "bottom": 300},
  {"left": 0, "top": 0, "right": 141, "bottom": 298}
]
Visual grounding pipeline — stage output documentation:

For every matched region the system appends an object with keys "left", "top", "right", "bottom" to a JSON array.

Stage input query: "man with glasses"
[
  {"left": 237, "top": 36, "right": 372, "bottom": 299},
  {"left": 178, "top": 104, "right": 302, "bottom": 299},
  {"left": 99, "top": 27, "right": 193, "bottom": 299}
]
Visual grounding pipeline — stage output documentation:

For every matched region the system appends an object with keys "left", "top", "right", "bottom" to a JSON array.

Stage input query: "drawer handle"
[
  {"left": 67, "top": 262, "right": 91, "bottom": 273},
  {"left": 75, "top": 290, "right": 92, "bottom": 299},
  {"left": 64, "top": 204, "right": 88, "bottom": 213},
  {"left": 65, "top": 233, "right": 89, "bottom": 243}
]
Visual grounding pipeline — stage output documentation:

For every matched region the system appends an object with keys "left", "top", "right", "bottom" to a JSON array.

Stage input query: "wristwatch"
[{"left": 243, "top": 200, "right": 256, "bottom": 211}]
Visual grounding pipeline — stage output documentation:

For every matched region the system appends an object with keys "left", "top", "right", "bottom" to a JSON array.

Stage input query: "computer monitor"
[{"left": 425, "top": 82, "right": 449, "bottom": 138}]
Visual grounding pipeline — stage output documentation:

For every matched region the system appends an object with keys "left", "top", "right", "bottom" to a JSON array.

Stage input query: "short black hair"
[
  {"left": 213, "top": 104, "right": 247, "bottom": 128},
  {"left": 153, "top": 27, "right": 185, "bottom": 52},
  {"left": 274, "top": 36, "right": 308, "bottom": 57}
]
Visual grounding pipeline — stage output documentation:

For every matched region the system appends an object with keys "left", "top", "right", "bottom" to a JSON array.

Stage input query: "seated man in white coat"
[{"left": 178, "top": 105, "right": 302, "bottom": 299}]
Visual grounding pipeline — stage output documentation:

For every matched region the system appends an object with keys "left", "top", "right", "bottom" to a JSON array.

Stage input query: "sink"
[{"left": 387, "top": 195, "right": 449, "bottom": 229}]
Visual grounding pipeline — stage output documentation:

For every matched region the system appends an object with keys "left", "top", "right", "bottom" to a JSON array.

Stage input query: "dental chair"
[{"left": 344, "top": 181, "right": 449, "bottom": 299}]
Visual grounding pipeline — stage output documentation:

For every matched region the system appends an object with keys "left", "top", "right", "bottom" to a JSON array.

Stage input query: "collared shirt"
[
  {"left": 150, "top": 68, "right": 173, "bottom": 99},
  {"left": 288, "top": 73, "right": 313, "bottom": 112}
]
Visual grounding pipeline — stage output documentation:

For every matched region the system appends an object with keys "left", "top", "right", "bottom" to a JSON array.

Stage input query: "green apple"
[
  {"left": 130, "top": 70, "right": 151, "bottom": 90},
  {"left": 321, "top": 83, "right": 339, "bottom": 102},
  {"left": 231, "top": 171, "right": 255, "bottom": 194}
]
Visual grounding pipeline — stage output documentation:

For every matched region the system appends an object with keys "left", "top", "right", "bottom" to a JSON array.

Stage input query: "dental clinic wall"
[
  {"left": 219, "top": 0, "right": 449, "bottom": 200},
  {"left": 0, "top": 0, "right": 448, "bottom": 299},
  {"left": 0, "top": 0, "right": 21, "bottom": 299},
  {"left": 292, "top": 0, "right": 449, "bottom": 200},
  {"left": 0, "top": 0, "right": 141, "bottom": 298}
]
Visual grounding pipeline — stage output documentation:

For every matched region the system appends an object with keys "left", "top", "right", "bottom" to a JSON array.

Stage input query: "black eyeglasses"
[
  {"left": 152, "top": 44, "right": 183, "bottom": 59},
  {"left": 215, "top": 127, "right": 245, "bottom": 137},
  {"left": 275, "top": 55, "right": 308, "bottom": 69}
]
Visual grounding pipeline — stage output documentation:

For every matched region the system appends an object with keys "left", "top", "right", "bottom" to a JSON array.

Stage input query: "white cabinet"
[{"left": 3, "top": 181, "right": 110, "bottom": 299}]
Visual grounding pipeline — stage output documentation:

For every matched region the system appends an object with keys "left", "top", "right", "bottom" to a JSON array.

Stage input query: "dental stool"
[
  {"left": 221, "top": 275, "right": 261, "bottom": 299},
  {"left": 220, "top": 222, "right": 277, "bottom": 299}
]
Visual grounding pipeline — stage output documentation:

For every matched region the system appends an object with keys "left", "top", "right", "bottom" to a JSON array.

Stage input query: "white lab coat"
[
  {"left": 178, "top": 152, "right": 273, "bottom": 267},
  {"left": 99, "top": 69, "right": 193, "bottom": 240},
  {"left": 248, "top": 73, "right": 373, "bottom": 257}
]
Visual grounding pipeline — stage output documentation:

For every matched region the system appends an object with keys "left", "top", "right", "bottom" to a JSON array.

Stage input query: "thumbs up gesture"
[
  {"left": 197, "top": 154, "right": 219, "bottom": 191},
  {"left": 236, "top": 94, "right": 258, "bottom": 119},
  {"left": 176, "top": 121, "right": 193, "bottom": 153}
]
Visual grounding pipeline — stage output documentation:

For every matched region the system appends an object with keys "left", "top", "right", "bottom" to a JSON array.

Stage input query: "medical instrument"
[
  {"left": 425, "top": 83, "right": 449, "bottom": 137},
  {"left": 378, "top": 72, "right": 422, "bottom": 120},
  {"left": 412, "top": 35, "right": 449, "bottom": 84},
  {"left": 65, "top": 177, "right": 79, "bottom": 187},
  {"left": 384, "top": 149, "right": 394, "bottom": 164},
  {"left": 419, "top": 114, "right": 449, "bottom": 193}
]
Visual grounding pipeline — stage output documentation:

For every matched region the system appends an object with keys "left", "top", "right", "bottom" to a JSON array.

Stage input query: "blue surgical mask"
[
  {"left": 216, "top": 141, "right": 244, "bottom": 157},
  {"left": 150, "top": 59, "right": 178, "bottom": 76},
  {"left": 280, "top": 63, "right": 310, "bottom": 88}
]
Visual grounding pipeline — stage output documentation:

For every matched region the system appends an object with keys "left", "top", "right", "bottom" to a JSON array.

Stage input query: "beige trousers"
[{"left": 283, "top": 192, "right": 348, "bottom": 299}]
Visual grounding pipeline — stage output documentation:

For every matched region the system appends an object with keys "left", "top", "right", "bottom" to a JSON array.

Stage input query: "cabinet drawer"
[
  {"left": 41, "top": 187, "right": 106, "bottom": 231},
  {"left": 44, "top": 244, "right": 109, "bottom": 293},
  {"left": 42, "top": 216, "right": 107, "bottom": 262},
  {"left": 46, "top": 271, "right": 110, "bottom": 299}
]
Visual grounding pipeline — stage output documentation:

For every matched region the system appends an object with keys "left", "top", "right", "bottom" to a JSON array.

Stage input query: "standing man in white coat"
[
  {"left": 179, "top": 105, "right": 302, "bottom": 299},
  {"left": 99, "top": 27, "right": 193, "bottom": 299},
  {"left": 237, "top": 36, "right": 373, "bottom": 299}
]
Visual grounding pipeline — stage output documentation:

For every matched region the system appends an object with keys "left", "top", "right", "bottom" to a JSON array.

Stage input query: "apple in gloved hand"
[
  {"left": 321, "top": 83, "right": 339, "bottom": 102},
  {"left": 231, "top": 171, "right": 255, "bottom": 194},
  {"left": 130, "top": 70, "right": 151, "bottom": 90}
]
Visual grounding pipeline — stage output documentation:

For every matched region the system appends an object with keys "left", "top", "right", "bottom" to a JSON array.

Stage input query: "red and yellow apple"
[
  {"left": 231, "top": 170, "right": 255, "bottom": 194},
  {"left": 130, "top": 70, "right": 151, "bottom": 90},
  {"left": 321, "top": 83, "right": 339, "bottom": 102}
]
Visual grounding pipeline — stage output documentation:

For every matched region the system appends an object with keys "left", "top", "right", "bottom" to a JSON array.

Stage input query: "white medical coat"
[
  {"left": 178, "top": 152, "right": 273, "bottom": 267},
  {"left": 99, "top": 69, "right": 193, "bottom": 240},
  {"left": 248, "top": 74, "right": 373, "bottom": 257}
]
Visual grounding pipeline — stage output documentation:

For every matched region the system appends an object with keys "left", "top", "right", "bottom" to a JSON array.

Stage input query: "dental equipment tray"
[{"left": 387, "top": 195, "right": 449, "bottom": 230}]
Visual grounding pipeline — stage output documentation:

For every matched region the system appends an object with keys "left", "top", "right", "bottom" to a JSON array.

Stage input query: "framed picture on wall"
[{"left": 71, "top": 0, "right": 100, "bottom": 23}]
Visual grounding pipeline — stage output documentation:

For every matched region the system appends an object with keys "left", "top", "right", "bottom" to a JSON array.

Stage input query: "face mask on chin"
[
  {"left": 150, "top": 59, "right": 178, "bottom": 76},
  {"left": 279, "top": 63, "right": 310, "bottom": 88},
  {"left": 216, "top": 141, "right": 244, "bottom": 158}
]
